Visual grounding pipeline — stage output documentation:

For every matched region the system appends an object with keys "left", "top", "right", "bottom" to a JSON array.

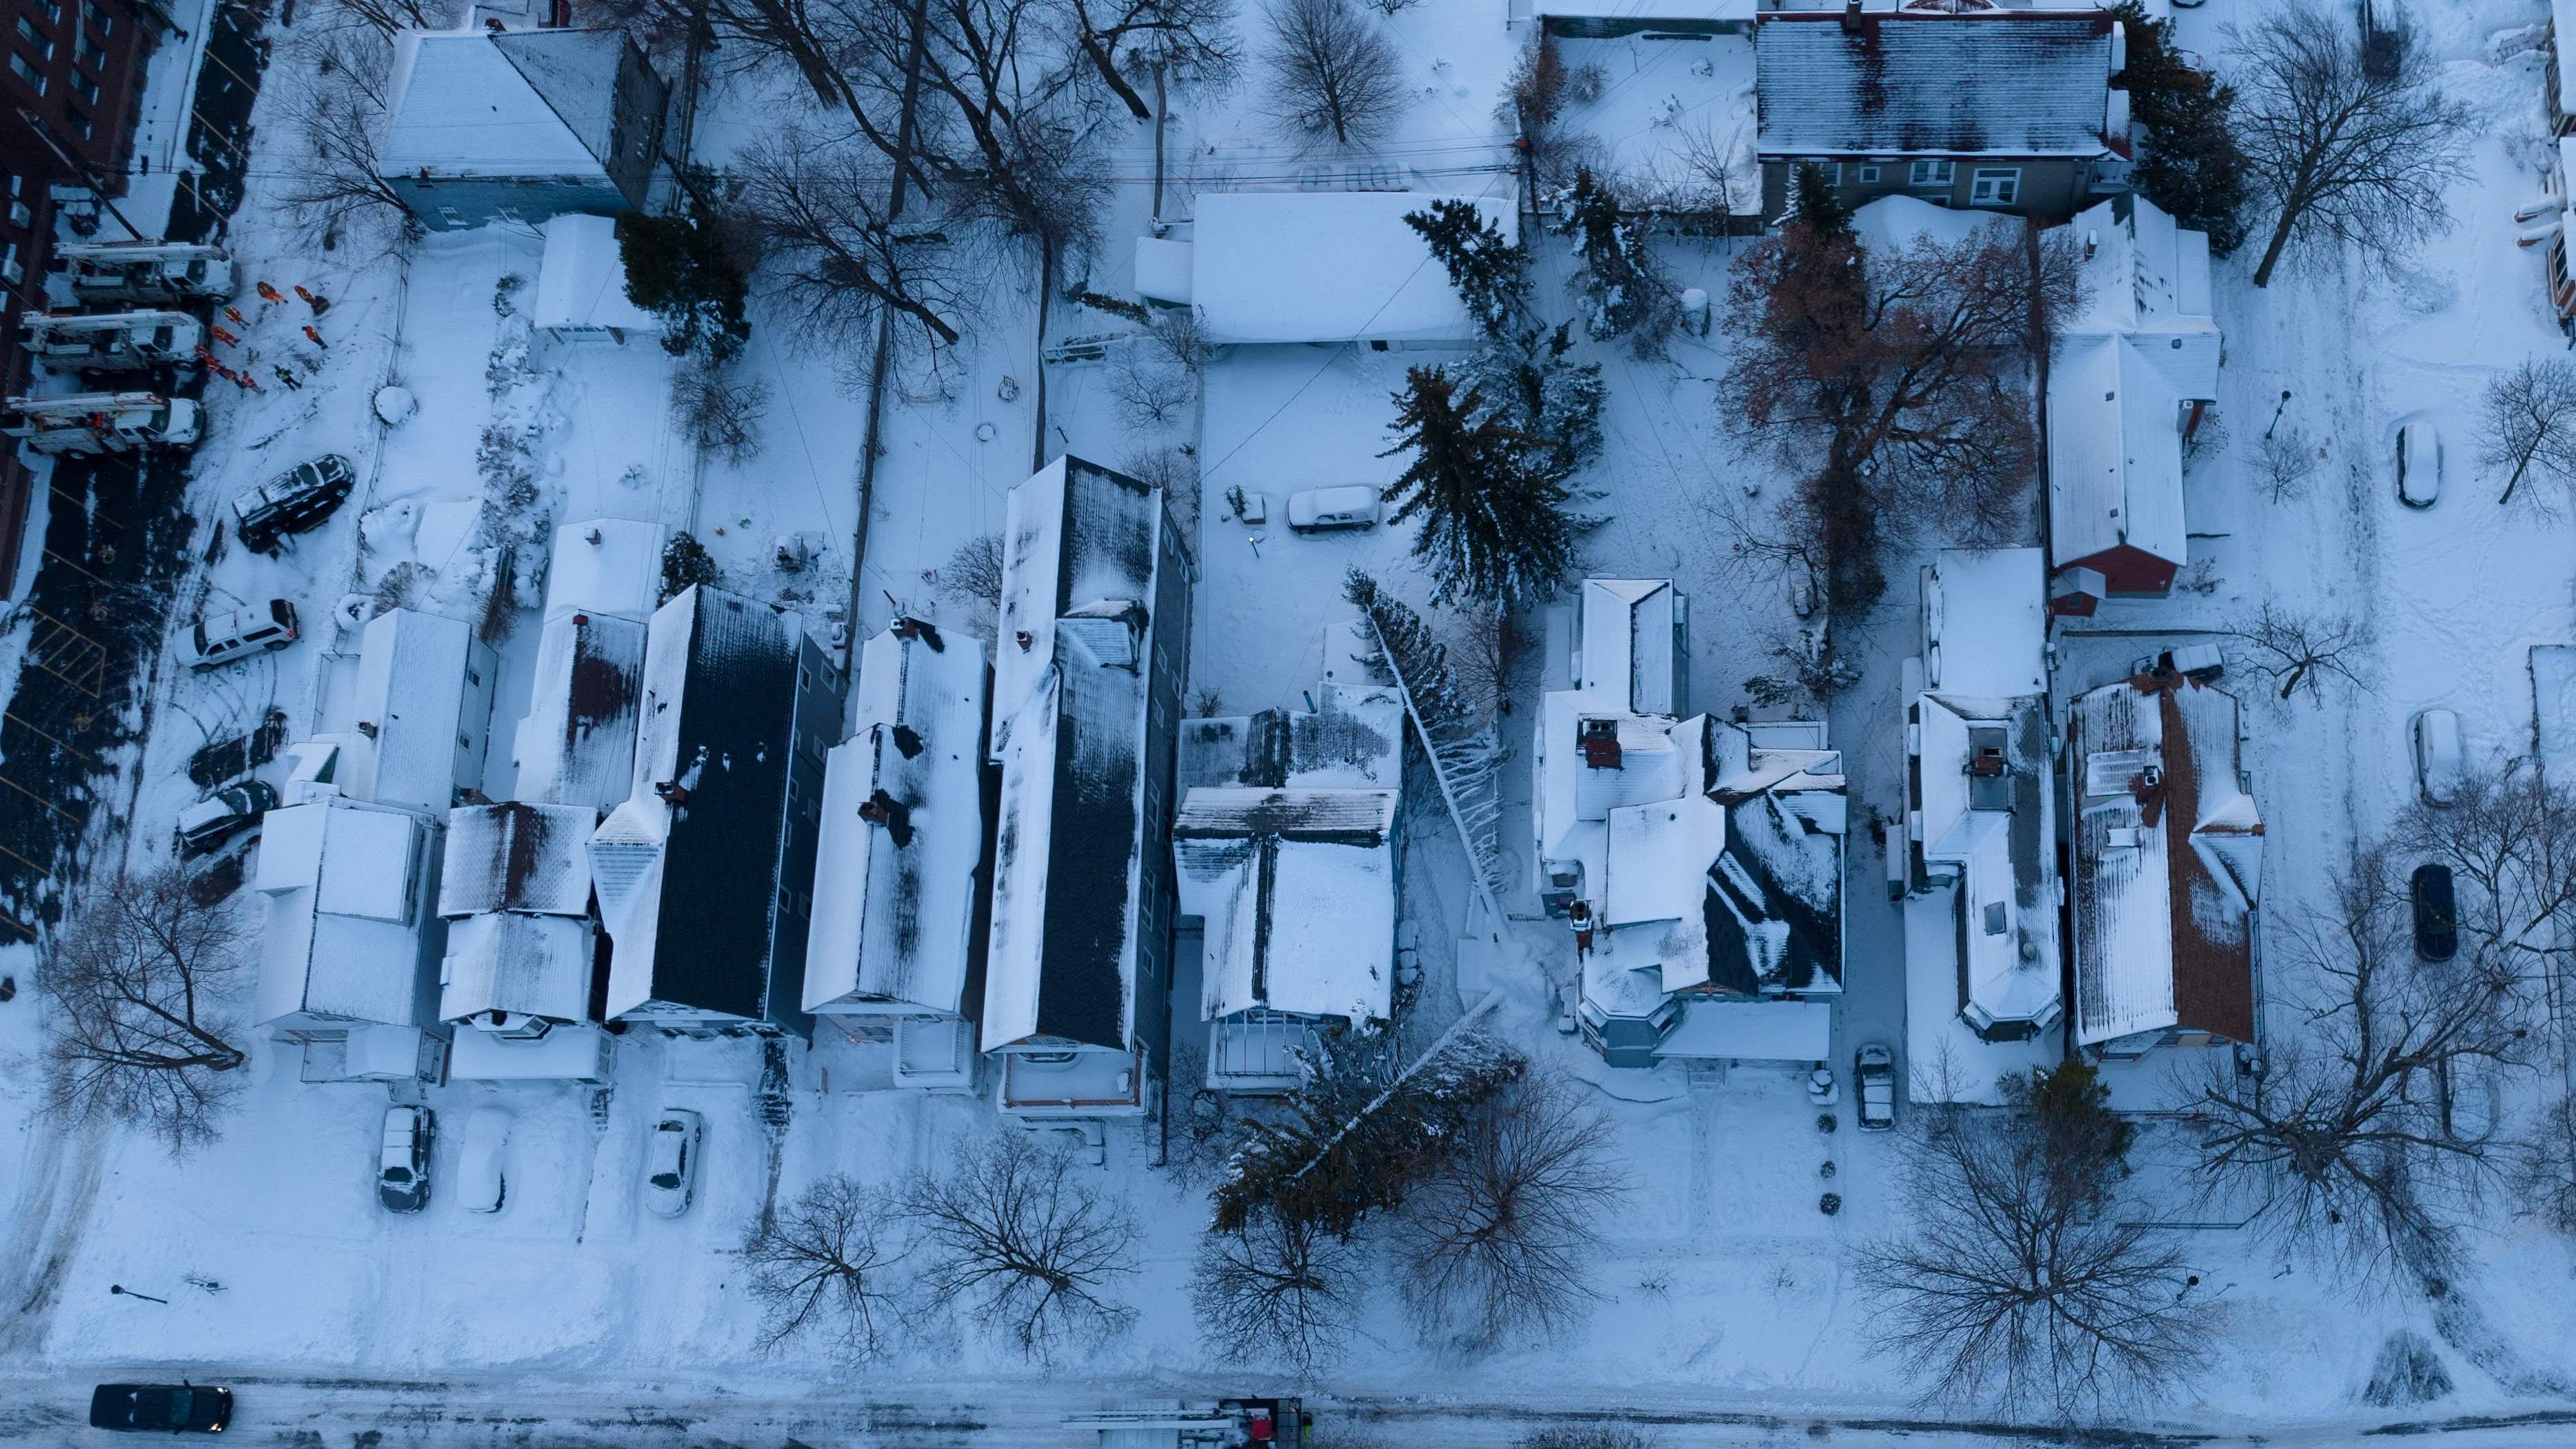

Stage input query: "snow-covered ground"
[{"left": 12, "top": 0, "right": 2576, "bottom": 1435}]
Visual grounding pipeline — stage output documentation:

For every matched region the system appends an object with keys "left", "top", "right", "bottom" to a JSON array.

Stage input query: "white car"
[
  {"left": 185, "top": 600, "right": 298, "bottom": 671},
  {"left": 1285, "top": 485, "right": 1381, "bottom": 532},
  {"left": 2414, "top": 709, "right": 2464, "bottom": 807},
  {"left": 2397, "top": 420, "right": 2440, "bottom": 508},
  {"left": 456, "top": 1106, "right": 513, "bottom": 1215},
  {"left": 643, "top": 1109, "right": 703, "bottom": 1219},
  {"left": 376, "top": 1105, "right": 433, "bottom": 1213},
  {"left": 1855, "top": 1044, "right": 1896, "bottom": 1131}
]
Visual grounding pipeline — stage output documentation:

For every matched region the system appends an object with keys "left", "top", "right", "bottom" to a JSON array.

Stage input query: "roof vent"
[{"left": 654, "top": 780, "right": 690, "bottom": 806}]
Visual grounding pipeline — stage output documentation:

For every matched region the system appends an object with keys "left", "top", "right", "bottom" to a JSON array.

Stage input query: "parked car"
[
  {"left": 2397, "top": 420, "right": 2441, "bottom": 508},
  {"left": 457, "top": 1106, "right": 513, "bottom": 1214},
  {"left": 2413, "top": 863, "right": 2459, "bottom": 963},
  {"left": 88, "top": 1382, "right": 234, "bottom": 1434},
  {"left": 231, "top": 453, "right": 354, "bottom": 554},
  {"left": 1855, "top": 1044, "right": 1896, "bottom": 1131},
  {"left": 378, "top": 1104, "right": 434, "bottom": 1213},
  {"left": 174, "top": 779, "right": 278, "bottom": 855},
  {"left": 644, "top": 1108, "right": 704, "bottom": 1218},
  {"left": 2414, "top": 708, "right": 2464, "bottom": 807},
  {"left": 185, "top": 599, "right": 298, "bottom": 671},
  {"left": 1285, "top": 485, "right": 1382, "bottom": 532}
]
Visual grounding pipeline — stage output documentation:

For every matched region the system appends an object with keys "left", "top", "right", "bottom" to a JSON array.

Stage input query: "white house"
[
  {"left": 804, "top": 621, "right": 993, "bottom": 1091},
  {"left": 350, "top": 608, "right": 499, "bottom": 818},
  {"left": 251, "top": 796, "right": 447, "bottom": 1084},
  {"left": 436, "top": 800, "right": 611, "bottom": 1083}
]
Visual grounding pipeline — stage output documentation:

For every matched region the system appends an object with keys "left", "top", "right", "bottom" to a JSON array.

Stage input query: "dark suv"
[
  {"left": 89, "top": 1382, "right": 234, "bottom": 1433},
  {"left": 232, "top": 454, "right": 354, "bottom": 554},
  {"left": 2413, "top": 864, "right": 2457, "bottom": 963}
]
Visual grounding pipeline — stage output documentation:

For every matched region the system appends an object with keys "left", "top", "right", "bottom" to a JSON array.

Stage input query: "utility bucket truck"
[
  {"left": 52, "top": 242, "right": 234, "bottom": 303},
  {"left": 1, "top": 392, "right": 201, "bottom": 454},
  {"left": 1068, "top": 1399, "right": 1310, "bottom": 1449},
  {"left": 20, "top": 310, "right": 203, "bottom": 372}
]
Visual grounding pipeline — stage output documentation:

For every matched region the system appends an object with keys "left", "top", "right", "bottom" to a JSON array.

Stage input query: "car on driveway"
[
  {"left": 458, "top": 1106, "right": 513, "bottom": 1214},
  {"left": 2414, "top": 709, "right": 2464, "bottom": 807},
  {"left": 1285, "top": 485, "right": 1381, "bottom": 532},
  {"left": 2413, "top": 863, "right": 2458, "bottom": 963},
  {"left": 232, "top": 453, "right": 354, "bottom": 554},
  {"left": 644, "top": 1109, "right": 704, "bottom": 1218},
  {"left": 2396, "top": 420, "right": 2441, "bottom": 508},
  {"left": 185, "top": 599, "right": 298, "bottom": 671},
  {"left": 1855, "top": 1044, "right": 1896, "bottom": 1131},
  {"left": 379, "top": 1104, "right": 434, "bottom": 1213},
  {"left": 89, "top": 1382, "right": 233, "bottom": 1434},
  {"left": 174, "top": 779, "right": 278, "bottom": 855}
]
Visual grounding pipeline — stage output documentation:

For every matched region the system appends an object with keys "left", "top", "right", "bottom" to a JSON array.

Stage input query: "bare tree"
[
  {"left": 39, "top": 864, "right": 250, "bottom": 1151},
  {"left": 2508, "top": 1093, "right": 2576, "bottom": 1236},
  {"left": 2477, "top": 358, "right": 2576, "bottom": 508},
  {"left": 1062, "top": 0, "right": 1242, "bottom": 120},
  {"left": 1105, "top": 347, "right": 1196, "bottom": 429},
  {"left": 2254, "top": 424, "right": 2323, "bottom": 503},
  {"left": 670, "top": 361, "right": 773, "bottom": 464},
  {"left": 2182, "top": 851, "right": 2533, "bottom": 1279},
  {"left": 2229, "top": 596, "right": 2371, "bottom": 702},
  {"left": 274, "top": 28, "right": 414, "bottom": 249},
  {"left": 314, "top": 0, "right": 456, "bottom": 34},
  {"left": 1860, "top": 1066, "right": 2202, "bottom": 1415},
  {"left": 2393, "top": 758, "right": 2576, "bottom": 985},
  {"left": 736, "top": 128, "right": 972, "bottom": 352},
  {"left": 1191, "top": 1210, "right": 1359, "bottom": 1372},
  {"left": 1391, "top": 1073, "right": 1627, "bottom": 1347},
  {"left": 938, "top": 531, "right": 1007, "bottom": 620},
  {"left": 900, "top": 1134, "right": 1142, "bottom": 1358},
  {"left": 1263, "top": 0, "right": 1405, "bottom": 148},
  {"left": 740, "top": 1174, "right": 903, "bottom": 1357},
  {"left": 2231, "top": 1, "right": 2473, "bottom": 287}
]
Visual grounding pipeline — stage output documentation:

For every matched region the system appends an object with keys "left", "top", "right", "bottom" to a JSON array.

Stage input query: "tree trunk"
[
  {"left": 2251, "top": 205, "right": 2298, "bottom": 288},
  {"left": 2499, "top": 454, "right": 2532, "bottom": 506}
]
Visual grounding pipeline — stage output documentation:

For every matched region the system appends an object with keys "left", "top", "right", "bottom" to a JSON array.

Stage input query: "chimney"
[
  {"left": 1579, "top": 717, "right": 1623, "bottom": 770},
  {"left": 654, "top": 780, "right": 690, "bottom": 806},
  {"left": 1840, "top": 0, "right": 1863, "bottom": 35}
]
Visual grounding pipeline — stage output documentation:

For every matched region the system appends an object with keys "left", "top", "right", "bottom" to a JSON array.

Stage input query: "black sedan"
[
  {"left": 88, "top": 1382, "right": 233, "bottom": 1433},
  {"left": 2413, "top": 863, "right": 2457, "bottom": 963}
]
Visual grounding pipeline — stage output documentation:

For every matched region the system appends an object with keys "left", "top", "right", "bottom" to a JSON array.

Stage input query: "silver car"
[{"left": 645, "top": 1109, "right": 703, "bottom": 1218}]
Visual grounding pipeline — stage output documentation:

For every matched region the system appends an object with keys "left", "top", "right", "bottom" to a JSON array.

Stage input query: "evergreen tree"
[
  {"left": 660, "top": 530, "right": 721, "bottom": 603},
  {"left": 1380, "top": 367, "right": 1576, "bottom": 607},
  {"left": 1556, "top": 168, "right": 1667, "bottom": 347},
  {"left": 2111, "top": 0, "right": 2250, "bottom": 255},
  {"left": 617, "top": 210, "right": 753, "bottom": 363},
  {"left": 1405, "top": 200, "right": 1604, "bottom": 483},
  {"left": 1343, "top": 568, "right": 1471, "bottom": 735},
  {"left": 1790, "top": 161, "right": 1854, "bottom": 244},
  {"left": 1405, "top": 199, "right": 1530, "bottom": 342}
]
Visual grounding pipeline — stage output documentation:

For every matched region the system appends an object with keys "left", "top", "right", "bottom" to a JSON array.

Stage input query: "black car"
[
  {"left": 231, "top": 454, "right": 354, "bottom": 554},
  {"left": 88, "top": 1382, "right": 234, "bottom": 1434},
  {"left": 2413, "top": 863, "right": 2458, "bottom": 963}
]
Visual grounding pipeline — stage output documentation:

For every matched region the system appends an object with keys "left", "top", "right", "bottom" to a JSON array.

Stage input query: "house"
[
  {"left": 510, "top": 609, "right": 647, "bottom": 811},
  {"left": 436, "top": 800, "right": 612, "bottom": 1083},
  {"left": 543, "top": 517, "right": 669, "bottom": 622},
  {"left": 803, "top": 621, "right": 995, "bottom": 1091},
  {"left": 1531, "top": 0, "right": 1751, "bottom": 39},
  {"left": 1155, "top": 191, "right": 1517, "bottom": 347},
  {"left": 379, "top": 27, "right": 667, "bottom": 232},
  {"left": 350, "top": 608, "right": 499, "bottom": 818},
  {"left": 532, "top": 214, "right": 662, "bottom": 342},
  {"left": 1901, "top": 549, "right": 2063, "bottom": 1102},
  {"left": 251, "top": 796, "right": 447, "bottom": 1084},
  {"left": 1754, "top": 9, "right": 2129, "bottom": 223},
  {"left": 983, "top": 456, "right": 1195, "bottom": 1118},
  {"left": 587, "top": 585, "right": 843, "bottom": 1037},
  {"left": 2046, "top": 194, "right": 2222, "bottom": 609},
  {"left": 1175, "top": 675, "right": 1405, "bottom": 1093},
  {"left": 1533, "top": 578, "right": 1847, "bottom": 1071},
  {"left": 2067, "top": 670, "right": 2263, "bottom": 1061}
]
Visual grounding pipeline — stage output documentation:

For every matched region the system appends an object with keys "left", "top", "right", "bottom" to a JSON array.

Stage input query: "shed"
[{"left": 533, "top": 214, "right": 661, "bottom": 337}]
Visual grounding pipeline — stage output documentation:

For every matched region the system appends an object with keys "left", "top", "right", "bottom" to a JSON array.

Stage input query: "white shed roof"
[
  {"left": 1578, "top": 578, "right": 1683, "bottom": 716},
  {"left": 1189, "top": 191, "right": 1516, "bottom": 345},
  {"left": 534, "top": 214, "right": 661, "bottom": 333},
  {"left": 352, "top": 608, "right": 486, "bottom": 815},
  {"left": 544, "top": 518, "right": 667, "bottom": 622}
]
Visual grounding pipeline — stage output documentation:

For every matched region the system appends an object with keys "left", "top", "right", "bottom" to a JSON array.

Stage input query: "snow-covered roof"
[
  {"left": 545, "top": 518, "right": 667, "bottom": 622},
  {"left": 381, "top": 28, "right": 627, "bottom": 182},
  {"left": 2064, "top": 196, "right": 2218, "bottom": 347},
  {"left": 352, "top": 608, "right": 491, "bottom": 817},
  {"left": 1921, "top": 548, "right": 2046, "bottom": 698},
  {"left": 1134, "top": 236, "right": 1192, "bottom": 306},
  {"left": 1578, "top": 578, "right": 1684, "bottom": 716},
  {"left": 985, "top": 458, "right": 1177, "bottom": 1052},
  {"left": 511, "top": 609, "right": 646, "bottom": 811},
  {"left": 2047, "top": 334, "right": 2191, "bottom": 574},
  {"left": 438, "top": 911, "right": 593, "bottom": 1024},
  {"left": 534, "top": 214, "right": 661, "bottom": 334},
  {"left": 1915, "top": 693, "right": 2060, "bottom": 1029},
  {"left": 252, "top": 799, "right": 436, "bottom": 1029},
  {"left": 1178, "top": 680, "right": 1405, "bottom": 792},
  {"left": 437, "top": 801, "right": 595, "bottom": 918},
  {"left": 1177, "top": 787, "right": 1398, "bottom": 1024},
  {"left": 2069, "top": 674, "right": 2263, "bottom": 1046},
  {"left": 1755, "top": 12, "right": 2114, "bottom": 157},
  {"left": 592, "top": 585, "right": 815, "bottom": 1022},
  {"left": 1536, "top": 0, "right": 1753, "bottom": 21},
  {"left": 1189, "top": 191, "right": 1516, "bottom": 345},
  {"left": 804, "top": 624, "right": 992, "bottom": 1017},
  {"left": 1653, "top": 997, "right": 1831, "bottom": 1062}
]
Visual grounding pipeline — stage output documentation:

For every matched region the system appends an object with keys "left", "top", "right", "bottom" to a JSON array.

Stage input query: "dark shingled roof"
[{"left": 1755, "top": 14, "right": 2111, "bottom": 157}]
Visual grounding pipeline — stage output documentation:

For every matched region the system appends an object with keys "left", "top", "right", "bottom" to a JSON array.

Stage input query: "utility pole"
[
  {"left": 17, "top": 109, "right": 142, "bottom": 239},
  {"left": 1150, "top": 53, "right": 1168, "bottom": 227}
]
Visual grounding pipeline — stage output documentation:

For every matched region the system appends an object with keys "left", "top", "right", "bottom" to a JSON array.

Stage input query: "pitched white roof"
[
  {"left": 252, "top": 800, "right": 434, "bottom": 1029},
  {"left": 534, "top": 214, "right": 661, "bottom": 333},
  {"left": 439, "top": 911, "right": 593, "bottom": 1024},
  {"left": 1578, "top": 578, "right": 1683, "bottom": 716},
  {"left": 1189, "top": 191, "right": 1516, "bottom": 345},
  {"left": 352, "top": 608, "right": 489, "bottom": 816},
  {"left": 511, "top": 609, "right": 646, "bottom": 811},
  {"left": 2046, "top": 334, "right": 2189, "bottom": 572},
  {"left": 1920, "top": 548, "right": 2046, "bottom": 698},
  {"left": 381, "top": 28, "right": 618, "bottom": 181},
  {"left": 1177, "top": 788, "right": 1398, "bottom": 1024}
]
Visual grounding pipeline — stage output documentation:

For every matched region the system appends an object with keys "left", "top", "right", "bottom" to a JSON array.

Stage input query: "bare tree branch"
[
  {"left": 1262, "top": 0, "right": 1404, "bottom": 149},
  {"left": 740, "top": 1173, "right": 903, "bottom": 1357},
  {"left": 900, "top": 1134, "right": 1141, "bottom": 1359},
  {"left": 1191, "top": 1210, "right": 1359, "bottom": 1372},
  {"left": 2229, "top": 596, "right": 2371, "bottom": 703},
  {"left": 39, "top": 863, "right": 250, "bottom": 1151},
  {"left": 2477, "top": 358, "right": 2576, "bottom": 509}
]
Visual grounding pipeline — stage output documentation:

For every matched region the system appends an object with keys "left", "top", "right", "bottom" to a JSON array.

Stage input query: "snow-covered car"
[
  {"left": 174, "top": 779, "right": 278, "bottom": 855},
  {"left": 89, "top": 1382, "right": 233, "bottom": 1434},
  {"left": 457, "top": 1106, "right": 513, "bottom": 1215},
  {"left": 644, "top": 1108, "right": 704, "bottom": 1218},
  {"left": 2396, "top": 420, "right": 2440, "bottom": 509},
  {"left": 2414, "top": 708, "right": 2464, "bottom": 807},
  {"left": 378, "top": 1104, "right": 434, "bottom": 1213},
  {"left": 1285, "top": 485, "right": 1382, "bottom": 532},
  {"left": 232, "top": 453, "right": 354, "bottom": 554},
  {"left": 185, "top": 598, "right": 298, "bottom": 671},
  {"left": 1854, "top": 1044, "right": 1896, "bottom": 1131}
]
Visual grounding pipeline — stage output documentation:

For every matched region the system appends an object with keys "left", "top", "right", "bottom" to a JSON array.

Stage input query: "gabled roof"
[
  {"left": 985, "top": 458, "right": 1176, "bottom": 1052},
  {"left": 1916, "top": 693, "right": 2059, "bottom": 1026},
  {"left": 1921, "top": 548, "right": 2046, "bottom": 699},
  {"left": 1755, "top": 12, "right": 2113, "bottom": 156},
  {"left": 511, "top": 609, "right": 645, "bottom": 811},
  {"left": 2065, "top": 195, "right": 2219, "bottom": 350},
  {"left": 1178, "top": 787, "right": 1398, "bottom": 1024},
  {"left": 1189, "top": 191, "right": 1516, "bottom": 345},
  {"left": 352, "top": 608, "right": 489, "bottom": 816},
  {"left": 438, "top": 801, "right": 594, "bottom": 918},
  {"left": 252, "top": 799, "right": 434, "bottom": 1029},
  {"left": 439, "top": 912, "right": 592, "bottom": 1024},
  {"left": 382, "top": 28, "right": 630, "bottom": 181},
  {"left": 2069, "top": 674, "right": 2263, "bottom": 1046},
  {"left": 1578, "top": 578, "right": 1684, "bottom": 716},
  {"left": 2046, "top": 334, "right": 2191, "bottom": 572},
  {"left": 805, "top": 625, "right": 992, "bottom": 1016}
]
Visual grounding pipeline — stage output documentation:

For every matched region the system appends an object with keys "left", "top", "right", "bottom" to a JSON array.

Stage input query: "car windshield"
[
  {"left": 164, "top": 1389, "right": 192, "bottom": 1425},
  {"left": 650, "top": 1171, "right": 682, "bottom": 1190},
  {"left": 382, "top": 1166, "right": 412, "bottom": 1184},
  {"left": 294, "top": 463, "right": 320, "bottom": 492}
]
